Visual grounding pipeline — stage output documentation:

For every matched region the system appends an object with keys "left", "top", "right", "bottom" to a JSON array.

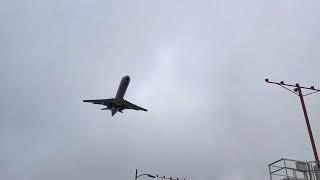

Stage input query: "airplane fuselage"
[
  {"left": 115, "top": 75, "right": 130, "bottom": 100},
  {"left": 111, "top": 75, "right": 130, "bottom": 115}
]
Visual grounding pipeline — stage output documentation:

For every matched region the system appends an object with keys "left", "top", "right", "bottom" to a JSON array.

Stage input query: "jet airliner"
[{"left": 83, "top": 75, "right": 148, "bottom": 116}]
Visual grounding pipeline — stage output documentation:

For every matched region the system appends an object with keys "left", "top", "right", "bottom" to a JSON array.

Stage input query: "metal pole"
[
  {"left": 284, "top": 159, "right": 289, "bottom": 178},
  {"left": 296, "top": 84, "right": 319, "bottom": 162},
  {"left": 135, "top": 169, "right": 138, "bottom": 180},
  {"left": 269, "top": 164, "right": 273, "bottom": 180}
]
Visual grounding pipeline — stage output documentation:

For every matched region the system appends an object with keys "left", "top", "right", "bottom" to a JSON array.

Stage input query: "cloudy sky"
[{"left": 1, "top": 0, "right": 320, "bottom": 180}]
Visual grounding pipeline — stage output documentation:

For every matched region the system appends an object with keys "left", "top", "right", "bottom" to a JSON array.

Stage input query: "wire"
[
  {"left": 278, "top": 85, "right": 299, "bottom": 96},
  {"left": 303, "top": 90, "right": 320, "bottom": 97}
]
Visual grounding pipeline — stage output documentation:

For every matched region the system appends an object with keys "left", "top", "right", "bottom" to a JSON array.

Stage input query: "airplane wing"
[
  {"left": 123, "top": 100, "right": 148, "bottom": 111},
  {"left": 83, "top": 98, "right": 115, "bottom": 106}
]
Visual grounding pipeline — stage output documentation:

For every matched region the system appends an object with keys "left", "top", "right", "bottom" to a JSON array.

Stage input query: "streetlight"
[{"left": 135, "top": 169, "right": 156, "bottom": 180}]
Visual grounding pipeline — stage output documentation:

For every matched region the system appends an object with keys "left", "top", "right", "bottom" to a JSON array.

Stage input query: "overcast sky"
[{"left": 1, "top": 0, "right": 320, "bottom": 180}]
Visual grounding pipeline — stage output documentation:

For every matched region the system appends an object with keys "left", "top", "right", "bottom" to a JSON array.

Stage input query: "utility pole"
[{"left": 265, "top": 79, "right": 320, "bottom": 163}]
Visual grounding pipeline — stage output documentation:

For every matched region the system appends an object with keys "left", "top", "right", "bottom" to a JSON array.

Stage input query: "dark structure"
[
  {"left": 135, "top": 169, "right": 156, "bottom": 180},
  {"left": 134, "top": 169, "right": 186, "bottom": 180}
]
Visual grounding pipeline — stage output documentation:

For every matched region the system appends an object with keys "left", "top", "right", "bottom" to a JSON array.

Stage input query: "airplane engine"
[{"left": 119, "top": 107, "right": 125, "bottom": 113}]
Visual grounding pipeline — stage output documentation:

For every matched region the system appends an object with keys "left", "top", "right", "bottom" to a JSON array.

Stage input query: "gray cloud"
[{"left": 1, "top": 0, "right": 320, "bottom": 180}]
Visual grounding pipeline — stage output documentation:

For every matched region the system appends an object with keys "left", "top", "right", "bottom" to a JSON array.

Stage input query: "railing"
[{"left": 269, "top": 158, "right": 320, "bottom": 180}]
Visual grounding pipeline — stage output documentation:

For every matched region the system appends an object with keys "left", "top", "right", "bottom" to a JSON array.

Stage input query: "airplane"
[{"left": 83, "top": 75, "right": 148, "bottom": 116}]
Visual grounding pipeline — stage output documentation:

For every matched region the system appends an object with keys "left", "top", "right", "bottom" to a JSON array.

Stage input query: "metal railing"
[{"left": 269, "top": 158, "right": 320, "bottom": 180}]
